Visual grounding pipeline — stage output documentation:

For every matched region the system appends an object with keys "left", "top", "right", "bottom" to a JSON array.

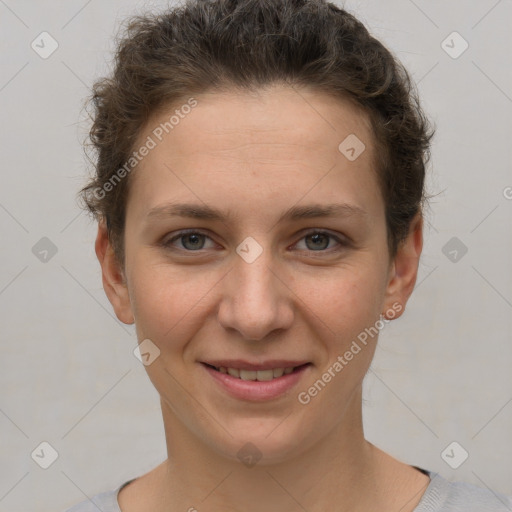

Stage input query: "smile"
[
  {"left": 205, "top": 363, "right": 309, "bottom": 381},
  {"left": 200, "top": 362, "right": 312, "bottom": 401}
]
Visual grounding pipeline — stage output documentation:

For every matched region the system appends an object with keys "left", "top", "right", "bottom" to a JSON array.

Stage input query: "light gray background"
[{"left": 0, "top": 0, "right": 511, "bottom": 510}]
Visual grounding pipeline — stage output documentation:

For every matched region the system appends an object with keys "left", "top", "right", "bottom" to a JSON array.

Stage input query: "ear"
[
  {"left": 381, "top": 212, "right": 423, "bottom": 320},
  {"left": 95, "top": 220, "right": 134, "bottom": 325}
]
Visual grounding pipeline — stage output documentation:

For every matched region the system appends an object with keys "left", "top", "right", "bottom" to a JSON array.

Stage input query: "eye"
[
  {"left": 162, "top": 229, "right": 346, "bottom": 254},
  {"left": 163, "top": 230, "right": 216, "bottom": 251},
  {"left": 293, "top": 230, "right": 345, "bottom": 252}
]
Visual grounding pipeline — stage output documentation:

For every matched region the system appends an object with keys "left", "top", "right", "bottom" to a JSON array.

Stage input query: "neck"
[{"left": 153, "top": 385, "right": 393, "bottom": 512}]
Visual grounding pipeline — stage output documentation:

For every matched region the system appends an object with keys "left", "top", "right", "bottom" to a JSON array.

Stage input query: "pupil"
[
  {"left": 184, "top": 234, "right": 204, "bottom": 250},
  {"left": 307, "top": 233, "right": 328, "bottom": 250}
]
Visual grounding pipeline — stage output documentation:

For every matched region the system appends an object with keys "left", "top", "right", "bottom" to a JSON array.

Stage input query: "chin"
[{"left": 210, "top": 421, "right": 316, "bottom": 467}]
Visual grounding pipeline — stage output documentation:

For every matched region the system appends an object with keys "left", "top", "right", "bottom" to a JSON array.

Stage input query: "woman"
[{"left": 65, "top": 0, "right": 512, "bottom": 510}]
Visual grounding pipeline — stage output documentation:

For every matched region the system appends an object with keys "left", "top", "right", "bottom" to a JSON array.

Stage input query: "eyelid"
[
  {"left": 292, "top": 228, "right": 347, "bottom": 252},
  {"left": 162, "top": 228, "right": 348, "bottom": 252},
  {"left": 162, "top": 228, "right": 218, "bottom": 249}
]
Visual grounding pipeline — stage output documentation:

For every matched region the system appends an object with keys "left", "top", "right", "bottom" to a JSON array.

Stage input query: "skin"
[{"left": 96, "top": 84, "right": 429, "bottom": 512}]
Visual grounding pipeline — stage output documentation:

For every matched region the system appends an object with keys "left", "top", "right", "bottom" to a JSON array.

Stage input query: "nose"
[{"left": 217, "top": 248, "right": 295, "bottom": 341}]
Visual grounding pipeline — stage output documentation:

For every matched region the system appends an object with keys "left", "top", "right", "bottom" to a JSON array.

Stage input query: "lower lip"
[{"left": 201, "top": 363, "right": 311, "bottom": 402}]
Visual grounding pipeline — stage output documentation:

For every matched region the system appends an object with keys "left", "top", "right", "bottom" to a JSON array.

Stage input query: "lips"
[
  {"left": 203, "top": 363, "right": 310, "bottom": 381},
  {"left": 200, "top": 359, "right": 311, "bottom": 371},
  {"left": 201, "top": 361, "right": 312, "bottom": 401}
]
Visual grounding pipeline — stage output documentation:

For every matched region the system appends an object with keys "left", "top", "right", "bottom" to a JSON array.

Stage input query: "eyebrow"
[{"left": 145, "top": 202, "right": 368, "bottom": 223}]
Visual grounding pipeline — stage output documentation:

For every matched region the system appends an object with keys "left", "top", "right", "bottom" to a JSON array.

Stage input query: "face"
[{"left": 97, "top": 84, "right": 422, "bottom": 464}]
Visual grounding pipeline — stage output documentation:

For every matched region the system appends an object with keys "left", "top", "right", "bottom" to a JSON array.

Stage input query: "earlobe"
[
  {"left": 382, "top": 212, "right": 423, "bottom": 320},
  {"left": 95, "top": 220, "right": 135, "bottom": 325}
]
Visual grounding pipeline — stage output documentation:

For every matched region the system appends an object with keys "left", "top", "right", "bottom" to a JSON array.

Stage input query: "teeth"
[
  {"left": 273, "top": 367, "right": 284, "bottom": 378},
  {"left": 217, "top": 366, "right": 298, "bottom": 380},
  {"left": 253, "top": 369, "right": 273, "bottom": 381},
  {"left": 240, "top": 369, "right": 257, "bottom": 380},
  {"left": 227, "top": 367, "right": 240, "bottom": 378}
]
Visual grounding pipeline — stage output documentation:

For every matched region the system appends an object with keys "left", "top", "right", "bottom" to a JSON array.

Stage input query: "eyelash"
[{"left": 162, "top": 229, "right": 347, "bottom": 254}]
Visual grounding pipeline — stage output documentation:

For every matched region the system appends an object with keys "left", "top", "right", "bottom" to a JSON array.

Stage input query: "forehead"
[
  {"left": 142, "top": 85, "right": 373, "bottom": 157},
  {"left": 126, "top": 85, "right": 382, "bottom": 221}
]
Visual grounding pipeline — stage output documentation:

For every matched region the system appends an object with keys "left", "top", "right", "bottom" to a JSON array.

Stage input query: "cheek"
[
  {"left": 299, "top": 263, "right": 385, "bottom": 336},
  {"left": 126, "top": 243, "right": 387, "bottom": 353},
  {"left": 127, "top": 258, "right": 220, "bottom": 346}
]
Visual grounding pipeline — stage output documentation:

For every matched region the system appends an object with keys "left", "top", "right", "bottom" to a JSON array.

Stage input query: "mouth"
[
  {"left": 202, "top": 362, "right": 311, "bottom": 382},
  {"left": 200, "top": 361, "right": 312, "bottom": 401}
]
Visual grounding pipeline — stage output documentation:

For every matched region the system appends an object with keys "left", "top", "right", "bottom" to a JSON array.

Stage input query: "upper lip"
[{"left": 201, "top": 360, "right": 311, "bottom": 371}]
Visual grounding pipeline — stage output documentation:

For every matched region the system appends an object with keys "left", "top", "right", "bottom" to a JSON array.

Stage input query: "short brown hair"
[{"left": 79, "top": 0, "right": 435, "bottom": 267}]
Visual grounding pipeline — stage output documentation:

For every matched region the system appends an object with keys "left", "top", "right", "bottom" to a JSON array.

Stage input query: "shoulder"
[
  {"left": 62, "top": 480, "right": 131, "bottom": 512},
  {"left": 416, "top": 470, "right": 512, "bottom": 511}
]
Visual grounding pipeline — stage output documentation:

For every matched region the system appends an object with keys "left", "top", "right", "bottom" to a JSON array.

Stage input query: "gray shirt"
[{"left": 64, "top": 469, "right": 512, "bottom": 511}]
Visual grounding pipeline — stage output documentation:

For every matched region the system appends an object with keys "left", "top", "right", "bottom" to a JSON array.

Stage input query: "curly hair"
[{"left": 79, "top": 0, "right": 435, "bottom": 267}]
